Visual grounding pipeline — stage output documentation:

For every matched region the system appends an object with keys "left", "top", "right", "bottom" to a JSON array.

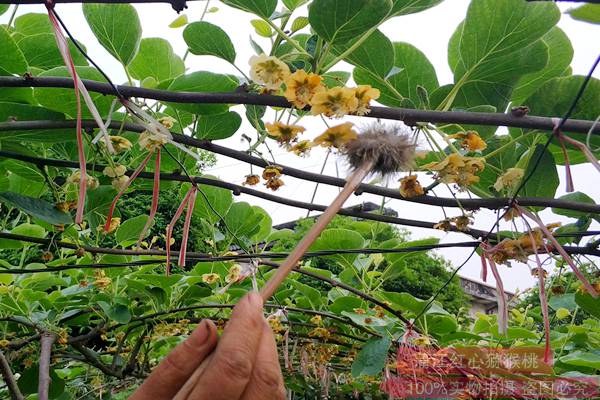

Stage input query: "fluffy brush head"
[{"left": 344, "top": 124, "right": 415, "bottom": 175}]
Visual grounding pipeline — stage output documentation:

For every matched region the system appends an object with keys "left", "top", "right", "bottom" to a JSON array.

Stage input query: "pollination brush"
[{"left": 173, "top": 124, "right": 415, "bottom": 399}]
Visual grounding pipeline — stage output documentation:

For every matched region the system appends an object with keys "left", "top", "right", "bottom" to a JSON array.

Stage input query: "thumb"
[{"left": 131, "top": 319, "right": 218, "bottom": 400}]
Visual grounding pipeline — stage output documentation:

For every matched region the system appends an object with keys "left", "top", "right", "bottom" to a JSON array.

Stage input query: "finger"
[
  {"left": 131, "top": 319, "right": 217, "bottom": 400},
  {"left": 189, "top": 292, "right": 264, "bottom": 400},
  {"left": 241, "top": 321, "right": 286, "bottom": 400}
]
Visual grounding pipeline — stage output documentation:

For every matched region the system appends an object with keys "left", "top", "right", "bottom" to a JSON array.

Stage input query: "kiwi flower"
[
  {"left": 284, "top": 69, "right": 325, "bottom": 109},
  {"left": 243, "top": 174, "right": 260, "bottom": 186},
  {"left": 448, "top": 131, "right": 487, "bottom": 152},
  {"left": 310, "top": 87, "right": 358, "bottom": 118},
  {"left": 249, "top": 54, "right": 290, "bottom": 91},
  {"left": 399, "top": 175, "right": 424, "bottom": 198},
  {"left": 313, "top": 122, "right": 358, "bottom": 149},
  {"left": 423, "top": 153, "right": 485, "bottom": 188},
  {"left": 352, "top": 85, "right": 380, "bottom": 115},
  {"left": 290, "top": 140, "right": 314, "bottom": 157},
  {"left": 493, "top": 168, "right": 524, "bottom": 192},
  {"left": 265, "top": 121, "right": 306, "bottom": 146},
  {"left": 201, "top": 273, "right": 220, "bottom": 284}
]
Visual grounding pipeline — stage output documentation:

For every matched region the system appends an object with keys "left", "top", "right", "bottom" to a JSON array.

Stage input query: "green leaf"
[
  {"left": 221, "top": 0, "right": 277, "bottom": 19},
  {"left": 183, "top": 21, "right": 237, "bottom": 63},
  {"left": 250, "top": 205, "right": 272, "bottom": 243},
  {"left": 85, "top": 186, "right": 116, "bottom": 231},
  {"left": 14, "top": 13, "right": 53, "bottom": 35},
  {"left": 342, "top": 311, "right": 389, "bottom": 327},
  {"left": 223, "top": 202, "right": 264, "bottom": 239},
  {"left": 195, "top": 111, "right": 242, "bottom": 140},
  {"left": 473, "top": 134, "right": 525, "bottom": 196},
  {"left": 283, "top": 0, "right": 308, "bottom": 10},
  {"left": 381, "top": 291, "right": 429, "bottom": 315},
  {"left": 291, "top": 16, "right": 309, "bottom": 33},
  {"left": 389, "top": 0, "right": 443, "bottom": 17},
  {"left": 250, "top": 19, "right": 273, "bottom": 38},
  {"left": 380, "top": 238, "right": 439, "bottom": 280},
  {"left": 82, "top": 3, "right": 142, "bottom": 65},
  {"left": 567, "top": 4, "right": 600, "bottom": 24},
  {"left": 351, "top": 337, "right": 391, "bottom": 377},
  {"left": 310, "top": 229, "right": 365, "bottom": 269},
  {"left": 549, "top": 294, "right": 577, "bottom": 312},
  {"left": 128, "top": 38, "right": 185, "bottom": 83},
  {"left": 2, "top": 160, "right": 44, "bottom": 181},
  {"left": 188, "top": 180, "right": 233, "bottom": 225},
  {"left": 115, "top": 215, "right": 150, "bottom": 245},
  {"left": 444, "top": 0, "right": 559, "bottom": 110},
  {"left": 330, "top": 296, "right": 363, "bottom": 315},
  {"left": 456, "top": 0, "right": 558, "bottom": 70},
  {"left": 34, "top": 66, "right": 115, "bottom": 118},
  {"left": 0, "top": 192, "right": 73, "bottom": 225},
  {"left": 0, "top": 26, "right": 27, "bottom": 74},
  {"left": 98, "top": 301, "right": 131, "bottom": 324},
  {"left": 511, "top": 27, "right": 573, "bottom": 105},
  {"left": 524, "top": 76, "right": 600, "bottom": 164},
  {"left": 289, "top": 280, "right": 323, "bottom": 308},
  {"left": 0, "top": 5, "right": 9, "bottom": 16},
  {"left": 0, "top": 103, "right": 69, "bottom": 143},
  {"left": 354, "top": 41, "right": 438, "bottom": 106},
  {"left": 321, "top": 71, "right": 351, "bottom": 88},
  {"left": 551, "top": 192, "right": 595, "bottom": 219},
  {"left": 575, "top": 291, "right": 600, "bottom": 320},
  {"left": 308, "top": 0, "right": 392, "bottom": 45},
  {"left": 169, "top": 14, "right": 189, "bottom": 28},
  {"left": 15, "top": 33, "right": 88, "bottom": 70},
  {"left": 333, "top": 29, "right": 394, "bottom": 78},
  {"left": 519, "top": 145, "right": 558, "bottom": 204},
  {"left": 555, "top": 218, "right": 591, "bottom": 246},
  {"left": 167, "top": 72, "right": 239, "bottom": 115},
  {"left": 12, "top": 223, "right": 46, "bottom": 240},
  {"left": 560, "top": 351, "right": 600, "bottom": 370},
  {"left": 0, "top": 101, "right": 65, "bottom": 123}
]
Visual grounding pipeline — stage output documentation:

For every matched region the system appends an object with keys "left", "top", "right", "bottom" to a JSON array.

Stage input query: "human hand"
[{"left": 131, "top": 292, "right": 285, "bottom": 399}]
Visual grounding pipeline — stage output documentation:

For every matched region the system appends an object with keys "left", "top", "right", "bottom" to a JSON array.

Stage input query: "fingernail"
[
  {"left": 192, "top": 320, "right": 210, "bottom": 344},
  {"left": 247, "top": 291, "right": 263, "bottom": 307}
]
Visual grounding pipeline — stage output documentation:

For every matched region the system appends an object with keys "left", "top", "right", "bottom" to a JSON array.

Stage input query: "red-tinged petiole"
[
  {"left": 166, "top": 187, "right": 195, "bottom": 275},
  {"left": 516, "top": 204, "right": 598, "bottom": 298},
  {"left": 104, "top": 151, "right": 154, "bottom": 233},
  {"left": 136, "top": 149, "right": 161, "bottom": 248}
]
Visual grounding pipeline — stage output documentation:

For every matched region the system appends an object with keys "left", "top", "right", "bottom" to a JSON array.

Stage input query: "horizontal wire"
[
  {"left": 0, "top": 232, "right": 597, "bottom": 275},
  {"left": 3, "top": 149, "right": 600, "bottom": 243},
  {"left": 1, "top": 120, "right": 599, "bottom": 214},
  {"left": 1, "top": 76, "right": 599, "bottom": 135}
]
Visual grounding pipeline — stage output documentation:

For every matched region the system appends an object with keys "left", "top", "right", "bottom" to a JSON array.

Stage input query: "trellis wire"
[
  {"left": 1, "top": 76, "right": 599, "bottom": 135},
  {"left": 2, "top": 120, "right": 599, "bottom": 215},
  {"left": 2, "top": 150, "right": 600, "bottom": 248}
]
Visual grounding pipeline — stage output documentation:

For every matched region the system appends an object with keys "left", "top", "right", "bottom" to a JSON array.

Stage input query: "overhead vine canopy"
[{"left": 0, "top": 0, "right": 599, "bottom": 399}]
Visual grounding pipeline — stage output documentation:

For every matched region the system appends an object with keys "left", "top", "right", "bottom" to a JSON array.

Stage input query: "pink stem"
[
  {"left": 47, "top": 8, "right": 86, "bottom": 224},
  {"left": 137, "top": 149, "right": 161, "bottom": 247},
  {"left": 481, "top": 243, "right": 508, "bottom": 335},
  {"left": 480, "top": 249, "right": 488, "bottom": 282},
  {"left": 526, "top": 229, "right": 552, "bottom": 364},
  {"left": 557, "top": 134, "right": 574, "bottom": 192},
  {"left": 104, "top": 151, "right": 153, "bottom": 232},
  {"left": 517, "top": 205, "right": 598, "bottom": 298},
  {"left": 166, "top": 187, "right": 194, "bottom": 275},
  {"left": 560, "top": 133, "right": 600, "bottom": 174},
  {"left": 178, "top": 188, "right": 197, "bottom": 267}
]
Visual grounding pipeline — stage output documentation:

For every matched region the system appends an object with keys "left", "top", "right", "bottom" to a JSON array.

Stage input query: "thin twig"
[{"left": 0, "top": 350, "right": 25, "bottom": 400}]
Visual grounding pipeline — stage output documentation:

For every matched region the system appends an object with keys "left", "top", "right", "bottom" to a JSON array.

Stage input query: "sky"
[{"left": 2, "top": 0, "right": 599, "bottom": 293}]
